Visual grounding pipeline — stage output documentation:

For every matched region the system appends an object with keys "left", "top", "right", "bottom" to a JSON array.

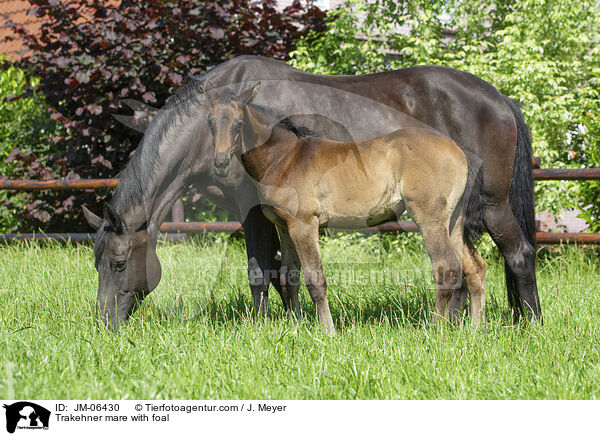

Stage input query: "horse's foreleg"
[
  {"left": 287, "top": 217, "right": 335, "bottom": 335},
  {"left": 278, "top": 227, "right": 302, "bottom": 319},
  {"left": 242, "top": 206, "right": 285, "bottom": 317}
]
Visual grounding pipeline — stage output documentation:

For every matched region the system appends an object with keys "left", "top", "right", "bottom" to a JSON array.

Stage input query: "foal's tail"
[{"left": 459, "top": 148, "right": 485, "bottom": 241}]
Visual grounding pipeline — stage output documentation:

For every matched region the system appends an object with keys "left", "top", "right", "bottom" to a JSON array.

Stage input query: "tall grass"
[{"left": 0, "top": 235, "right": 599, "bottom": 399}]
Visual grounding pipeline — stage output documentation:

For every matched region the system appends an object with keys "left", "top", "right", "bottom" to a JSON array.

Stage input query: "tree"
[
  {"left": 290, "top": 0, "right": 600, "bottom": 222},
  {"left": 569, "top": 72, "right": 600, "bottom": 232},
  {"left": 1, "top": 0, "right": 325, "bottom": 231}
]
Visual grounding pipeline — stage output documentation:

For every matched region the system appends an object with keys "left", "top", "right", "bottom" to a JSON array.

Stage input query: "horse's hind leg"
[
  {"left": 449, "top": 222, "right": 487, "bottom": 327},
  {"left": 286, "top": 216, "right": 335, "bottom": 335},
  {"left": 277, "top": 227, "right": 302, "bottom": 319},
  {"left": 447, "top": 224, "right": 469, "bottom": 323},
  {"left": 483, "top": 201, "right": 540, "bottom": 320}
]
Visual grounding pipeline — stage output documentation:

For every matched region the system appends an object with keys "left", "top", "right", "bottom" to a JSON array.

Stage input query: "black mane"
[
  {"left": 247, "top": 102, "right": 321, "bottom": 139},
  {"left": 110, "top": 76, "right": 327, "bottom": 224},
  {"left": 110, "top": 75, "right": 209, "bottom": 218},
  {"left": 277, "top": 117, "right": 320, "bottom": 138}
]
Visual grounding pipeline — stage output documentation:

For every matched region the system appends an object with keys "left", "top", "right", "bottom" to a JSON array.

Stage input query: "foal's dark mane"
[{"left": 277, "top": 117, "right": 320, "bottom": 138}]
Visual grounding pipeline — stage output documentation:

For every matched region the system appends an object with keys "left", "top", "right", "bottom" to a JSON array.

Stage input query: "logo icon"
[{"left": 3, "top": 402, "right": 50, "bottom": 434}]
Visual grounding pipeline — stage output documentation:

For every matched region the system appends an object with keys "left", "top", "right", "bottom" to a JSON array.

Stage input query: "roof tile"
[
  {"left": 0, "top": 0, "right": 42, "bottom": 61},
  {"left": 1, "top": 0, "right": 121, "bottom": 61}
]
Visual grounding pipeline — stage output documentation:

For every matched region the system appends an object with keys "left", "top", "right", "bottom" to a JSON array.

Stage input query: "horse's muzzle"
[{"left": 213, "top": 153, "right": 230, "bottom": 177}]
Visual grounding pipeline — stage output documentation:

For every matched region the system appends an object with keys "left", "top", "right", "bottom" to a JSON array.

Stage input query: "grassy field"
[{"left": 1, "top": 233, "right": 599, "bottom": 399}]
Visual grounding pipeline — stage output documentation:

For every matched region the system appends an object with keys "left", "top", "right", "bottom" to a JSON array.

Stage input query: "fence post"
[{"left": 171, "top": 199, "right": 184, "bottom": 223}]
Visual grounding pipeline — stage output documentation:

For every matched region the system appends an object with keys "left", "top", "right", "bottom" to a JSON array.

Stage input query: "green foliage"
[
  {"left": 0, "top": 59, "right": 59, "bottom": 232},
  {"left": 290, "top": 0, "right": 600, "bottom": 221},
  {"left": 569, "top": 72, "right": 600, "bottom": 232},
  {"left": 181, "top": 193, "right": 230, "bottom": 223}
]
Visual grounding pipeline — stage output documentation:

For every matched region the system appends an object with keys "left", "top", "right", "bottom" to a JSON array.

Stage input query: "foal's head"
[{"left": 208, "top": 82, "right": 261, "bottom": 177}]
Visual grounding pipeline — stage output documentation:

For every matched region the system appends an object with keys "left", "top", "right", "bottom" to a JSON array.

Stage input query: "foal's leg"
[
  {"left": 418, "top": 224, "right": 462, "bottom": 323},
  {"left": 448, "top": 219, "right": 487, "bottom": 327},
  {"left": 407, "top": 192, "right": 463, "bottom": 322},
  {"left": 447, "top": 221, "right": 469, "bottom": 323},
  {"left": 277, "top": 227, "right": 302, "bottom": 319},
  {"left": 403, "top": 175, "right": 463, "bottom": 323},
  {"left": 286, "top": 217, "right": 335, "bottom": 335},
  {"left": 461, "top": 241, "right": 487, "bottom": 327}
]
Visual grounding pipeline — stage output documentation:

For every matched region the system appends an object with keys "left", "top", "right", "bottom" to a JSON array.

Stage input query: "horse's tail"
[
  {"left": 456, "top": 98, "right": 535, "bottom": 251},
  {"left": 503, "top": 96, "right": 537, "bottom": 310}
]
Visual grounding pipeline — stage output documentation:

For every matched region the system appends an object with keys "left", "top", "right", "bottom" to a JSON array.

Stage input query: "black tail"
[{"left": 503, "top": 97, "right": 537, "bottom": 312}]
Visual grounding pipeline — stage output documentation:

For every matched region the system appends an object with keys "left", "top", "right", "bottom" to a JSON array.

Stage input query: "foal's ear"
[
  {"left": 82, "top": 205, "right": 103, "bottom": 230},
  {"left": 237, "top": 82, "right": 261, "bottom": 105},
  {"left": 102, "top": 202, "right": 127, "bottom": 234}
]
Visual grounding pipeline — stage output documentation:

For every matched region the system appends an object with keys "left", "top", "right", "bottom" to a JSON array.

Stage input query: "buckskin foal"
[{"left": 208, "top": 83, "right": 486, "bottom": 334}]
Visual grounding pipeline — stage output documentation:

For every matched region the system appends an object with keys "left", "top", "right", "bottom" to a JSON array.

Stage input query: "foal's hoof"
[
  {"left": 323, "top": 324, "right": 336, "bottom": 337},
  {"left": 471, "top": 316, "right": 486, "bottom": 329}
]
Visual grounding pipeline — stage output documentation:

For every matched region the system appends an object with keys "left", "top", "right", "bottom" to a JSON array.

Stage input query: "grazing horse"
[
  {"left": 82, "top": 55, "right": 539, "bottom": 329},
  {"left": 208, "top": 83, "right": 487, "bottom": 334}
]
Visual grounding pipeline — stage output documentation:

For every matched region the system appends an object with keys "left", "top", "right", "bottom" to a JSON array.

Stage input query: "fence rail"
[
  {"left": 532, "top": 168, "right": 600, "bottom": 180},
  {"left": 2, "top": 163, "right": 599, "bottom": 244}
]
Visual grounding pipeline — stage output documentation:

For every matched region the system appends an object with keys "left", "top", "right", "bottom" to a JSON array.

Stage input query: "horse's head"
[
  {"left": 208, "top": 82, "right": 261, "bottom": 177},
  {"left": 82, "top": 203, "right": 161, "bottom": 329}
]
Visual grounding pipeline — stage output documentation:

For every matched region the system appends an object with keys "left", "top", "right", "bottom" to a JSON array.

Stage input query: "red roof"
[
  {"left": 0, "top": 0, "right": 42, "bottom": 61},
  {"left": 0, "top": 0, "right": 120, "bottom": 61}
]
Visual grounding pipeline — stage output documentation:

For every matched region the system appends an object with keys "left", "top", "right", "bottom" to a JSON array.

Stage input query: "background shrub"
[
  {"left": 569, "top": 72, "right": 600, "bottom": 232},
  {"left": 0, "top": 58, "right": 59, "bottom": 232},
  {"left": 290, "top": 0, "right": 600, "bottom": 227}
]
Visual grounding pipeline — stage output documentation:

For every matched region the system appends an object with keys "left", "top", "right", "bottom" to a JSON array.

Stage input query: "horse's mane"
[
  {"left": 277, "top": 117, "right": 320, "bottom": 138},
  {"left": 163, "top": 72, "right": 209, "bottom": 109},
  {"left": 110, "top": 74, "right": 327, "bottom": 227},
  {"left": 110, "top": 75, "right": 210, "bottom": 220}
]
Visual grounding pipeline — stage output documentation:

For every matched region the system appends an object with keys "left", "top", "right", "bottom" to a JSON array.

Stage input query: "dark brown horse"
[
  {"left": 83, "top": 55, "right": 539, "bottom": 329},
  {"left": 209, "top": 83, "right": 487, "bottom": 333}
]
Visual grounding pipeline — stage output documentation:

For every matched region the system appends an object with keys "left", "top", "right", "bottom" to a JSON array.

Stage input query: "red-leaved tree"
[{"left": 2, "top": 0, "right": 325, "bottom": 231}]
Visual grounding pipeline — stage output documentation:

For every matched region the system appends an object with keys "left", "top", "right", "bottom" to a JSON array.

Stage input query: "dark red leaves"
[{"left": 4, "top": 0, "right": 325, "bottom": 231}]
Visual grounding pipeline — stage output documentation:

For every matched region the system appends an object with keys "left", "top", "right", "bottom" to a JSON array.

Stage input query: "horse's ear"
[
  {"left": 102, "top": 202, "right": 127, "bottom": 234},
  {"left": 120, "top": 98, "right": 158, "bottom": 116},
  {"left": 82, "top": 205, "right": 103, "bottom": 230},
  {"left": 237, "top": 82, "right": 261, "bottom": 105}
]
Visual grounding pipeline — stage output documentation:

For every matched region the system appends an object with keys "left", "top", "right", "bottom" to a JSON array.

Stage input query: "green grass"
[{"left": 1, "top": 234, "right": 599, "bottom": 399}]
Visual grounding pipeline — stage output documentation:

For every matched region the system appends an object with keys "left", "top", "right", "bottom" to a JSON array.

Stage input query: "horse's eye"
[{"left": 115, "top": 260, "right": 126, "bottom": 272}]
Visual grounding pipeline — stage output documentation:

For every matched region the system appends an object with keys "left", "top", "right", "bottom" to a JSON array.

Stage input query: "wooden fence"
[{"left": 1, "top": 162, "right": 599, "bottom": 243}]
